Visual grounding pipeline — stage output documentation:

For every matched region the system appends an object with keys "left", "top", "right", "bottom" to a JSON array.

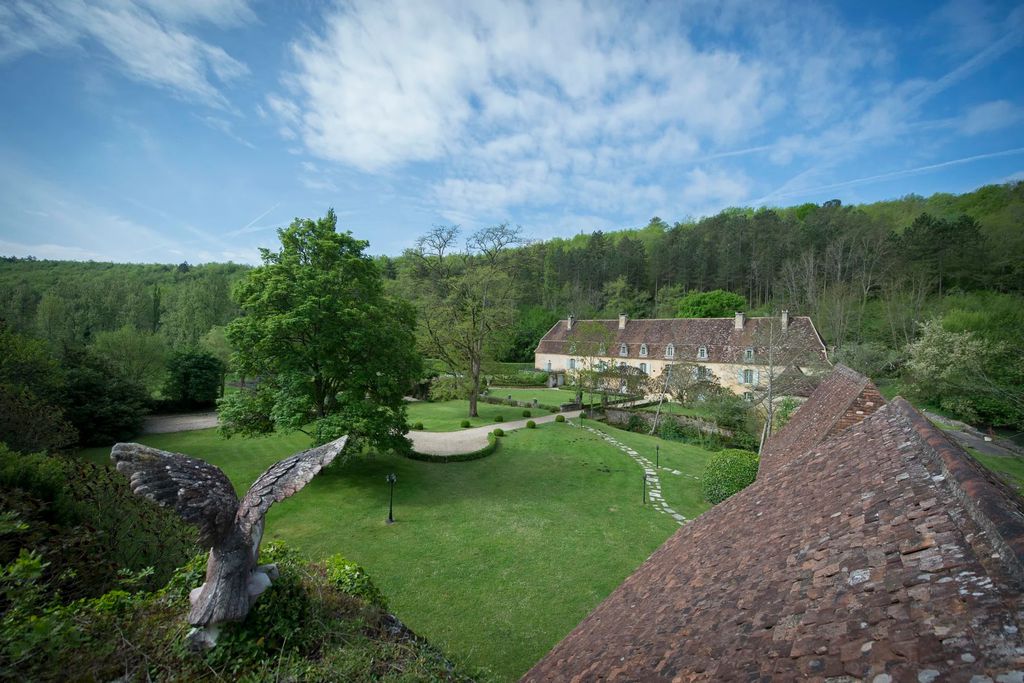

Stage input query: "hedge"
[
  {"left": 406, "top": 432, "right": 499, "bottom": 463},
  {"left": 701, "top": 449, "right": 760, "bottom": 504}
]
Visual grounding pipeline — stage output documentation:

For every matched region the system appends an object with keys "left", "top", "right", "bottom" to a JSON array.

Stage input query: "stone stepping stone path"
[{"left": 579, "top": 422, "right": 688, "bottom": 526}]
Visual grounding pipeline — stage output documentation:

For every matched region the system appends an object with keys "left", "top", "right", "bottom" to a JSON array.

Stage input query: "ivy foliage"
[{"left": 701, "top": 449, "right": 760, "bottom": 504}]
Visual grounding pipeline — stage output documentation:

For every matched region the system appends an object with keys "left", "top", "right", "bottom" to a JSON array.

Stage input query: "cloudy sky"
[{"left": 0, "top": 0, "right": 1022, "bottom": 263}]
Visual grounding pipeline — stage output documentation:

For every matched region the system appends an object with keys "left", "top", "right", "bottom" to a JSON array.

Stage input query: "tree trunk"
[{"left": 468, "top": 359, "right": 481, "bottom": 417}]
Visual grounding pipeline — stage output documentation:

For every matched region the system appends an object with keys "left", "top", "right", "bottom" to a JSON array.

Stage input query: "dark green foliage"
[
  {"left": 0, "top": 541, "right": 472, "bottom": 682},
  {"left": 494, "top": 415, "right": 504, "bottom": 422},
  {"left": 492, "top": 428, "right": 504, "bottom": 437},
  {"left": 525, "top": 420, "right": 536, "bottom": 429},
  {"left": 701, "top": 449, "right": 759, "bottom": 504},
  {"left": 522, "top": 409, "right": 531, "bottom": 417},
  {"left": 554, "top": 414, "right": 565, "bottom": 423},
  {"left": 411, "top": 422, "right": 424, "bottom": 431},
  {"left": 428, "top": 375, "right": 466, "bottom": 401},
  {"left": 460, "top": 419, "right": 471, "bottom": 428},
  {"left": 58, "top": 348, "right": 149, "bottom": 446},
  {"left": 503, "top": 306, "right": 559, "bottom": 363},
  {"left": 222, "top": 209, "right": 422, "bottom": 451},
  {"left": 676, "top": 289, "right": 746, "bottom": 318},
  {"left": 0, "top": 328, "right": 76, "bottom": 452},
  {"left": 488, "top": 370, "right": 548, "bottom": 386},
  {"left": 161, "top": 349, "right": 226, "bottom": 409},
  {"left": 0, "top": 444, "right": 197, "bottom": 603}
]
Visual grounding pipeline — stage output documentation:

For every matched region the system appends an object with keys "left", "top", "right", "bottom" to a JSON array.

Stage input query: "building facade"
[{"left": 534, "top": 311, "right": 829, "bottom": 396}]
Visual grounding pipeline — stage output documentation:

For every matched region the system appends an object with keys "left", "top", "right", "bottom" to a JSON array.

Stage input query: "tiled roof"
[
  {"left": 759, "top": 364, "right": 885, "bottom": 477},
  {"left": 535, "top": 316, "right": 829, "bottom": 366},
  {"left": 523, "top": 391, "right": 1024, "bottom": 681}
]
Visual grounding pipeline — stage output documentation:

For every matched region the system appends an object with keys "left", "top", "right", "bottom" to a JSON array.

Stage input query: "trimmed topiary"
[
  {"left": 493, "top": 428, "right": 505, "bottom": 437},
  {"left": 494, "top": 415, "right": 504, "bottom": 422},
  {"left": 412, "top": 422, "right": 424, "bottom": 430},
  {"left": 555, "top": 414, "right": 566, "bottom": 423},
  {"left": 522, "top": 409, "right": 531, "bottom": 417},
  {"left": 460, "top": 419, "right": 471, "bottom": 428},
  {"left": 525, "top": 420, "right": 536, "bottom": 429},
  {"left": 701, "top": 449, "right": 759, "bottom": 504}
]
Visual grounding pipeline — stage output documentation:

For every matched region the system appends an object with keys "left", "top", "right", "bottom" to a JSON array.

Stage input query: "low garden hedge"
[
  {"left": 406, "top": 432, "right": 500, "bottom": 463},
  {"left": 701, "top": 449, "right": 759, "bottom": 504}
]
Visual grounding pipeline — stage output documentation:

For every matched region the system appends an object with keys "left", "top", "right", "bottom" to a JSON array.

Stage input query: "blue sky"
[{"left": 0, "top": 0, "right": 1022, "bottom": 264}]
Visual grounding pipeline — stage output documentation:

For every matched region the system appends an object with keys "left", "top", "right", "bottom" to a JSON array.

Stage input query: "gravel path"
[
  {"left": 408, "top": 410, "right": 582, "bottom": 455},
  {"left": 141, "top": 412, "right": 219, "bottom": 434},
  {"left": 924, "top": 411, "right": 1024, "bottom": 458}
]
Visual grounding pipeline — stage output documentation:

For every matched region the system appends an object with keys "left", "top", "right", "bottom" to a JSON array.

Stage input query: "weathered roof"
[
  {"left": 535, "top": 316, "right": 828, "bottom": 366},
  {"left": 759, "top": 364, "right": 885, "bottom": 477},
  {"left": 523, "top": 395, "right": 1024, "bottom": 681}
]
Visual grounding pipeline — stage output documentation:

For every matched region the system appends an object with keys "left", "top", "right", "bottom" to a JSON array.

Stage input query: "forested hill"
[
  {"left": 0, "top": 259, "right": 248, "bottom": 350},
  {"left": 1, "top": 181, "right": 1022, "bottom": 428}
]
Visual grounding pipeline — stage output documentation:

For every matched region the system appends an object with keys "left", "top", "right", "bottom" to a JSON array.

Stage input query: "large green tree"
[
  {"left": 676, "top": 289, "right": 746, "bottom": 318},
  {"left": 219, "top": 210, "right": 421, "bottom": 450}
]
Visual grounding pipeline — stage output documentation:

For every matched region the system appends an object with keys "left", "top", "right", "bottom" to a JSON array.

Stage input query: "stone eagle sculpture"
[{"left": 111, "top": 435, "right": 347, "bottom": 649}]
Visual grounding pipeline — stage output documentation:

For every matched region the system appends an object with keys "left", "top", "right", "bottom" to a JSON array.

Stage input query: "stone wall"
[{"left": 604, "top": 407, "right": 732, "bottom": 437}]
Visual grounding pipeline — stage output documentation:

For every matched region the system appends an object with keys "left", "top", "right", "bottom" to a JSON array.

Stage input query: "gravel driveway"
[{"left": 141, "top": 412, "right": 219, "bottom": 434}]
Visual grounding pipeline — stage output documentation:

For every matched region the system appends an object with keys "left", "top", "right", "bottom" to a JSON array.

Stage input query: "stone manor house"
[{"left": 534, "top": 311, "right": 829, "bottom": 397}]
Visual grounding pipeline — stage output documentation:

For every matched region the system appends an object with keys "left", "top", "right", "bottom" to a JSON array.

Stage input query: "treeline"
[{"left": 0, "top": 261, "right": 246, "bottom": 448}]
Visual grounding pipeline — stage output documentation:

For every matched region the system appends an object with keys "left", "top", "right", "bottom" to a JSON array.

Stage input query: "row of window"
[
  {"left": 620, "top": 343, "right": 755, "bottom": 361},
  {"left": 550, "top": 359, "right": 760, "bottom": 385}
]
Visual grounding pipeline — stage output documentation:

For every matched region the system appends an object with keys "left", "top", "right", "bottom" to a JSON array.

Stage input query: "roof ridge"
[{"left": 891, "top": 397, "right": 1024, "bottom": 587}]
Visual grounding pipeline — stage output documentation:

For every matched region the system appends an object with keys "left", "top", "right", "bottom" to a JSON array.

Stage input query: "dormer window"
[
  {"left": 665, "top": 343, "right": 675, "bottom": 359},
  {"left": 619, "top": 343, "right": 628, "bottom": 357},
  {"left": 698, "top": 346, "right": 708, "bottom": 360},
  {"left": 744, "top": 347, "right": 754, "bottom": 361},
  {"left": 639, "top": 343, "right": 648, "bottom": 357}
]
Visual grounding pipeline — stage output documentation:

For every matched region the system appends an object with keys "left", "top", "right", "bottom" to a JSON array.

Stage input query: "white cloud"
[
  {"left": 961, "top": 100, "right": 1024, "bottom": 135},
  {"left": 0, "top": 0, "right": 249, "bottom": 107},
  {"left": 680, "top": 168, "right": 750, "bottom": 210}
]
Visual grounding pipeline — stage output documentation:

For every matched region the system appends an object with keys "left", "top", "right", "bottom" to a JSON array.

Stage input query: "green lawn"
[
  {"left": 578, "top": 420, "right": 714, "bottom": 520},
  {"left": 637, "top": 401, "right": 713, "bottom": 419},
  {"left": 406, "top": 400, "right": 532, "bottom": 431},
  {"left": 483, "top": 387, "right": 572, "bottom": 405},
  {"left": 81, "top": 421, "right": 703, "bottom": 681},
  {"left": 968, "top": 447, "right": 1024, "bottom": 494}
]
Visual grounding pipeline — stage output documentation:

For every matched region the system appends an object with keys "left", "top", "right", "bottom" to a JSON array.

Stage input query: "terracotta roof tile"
[
  {"left": 535, "top": 316, "right": 829, "bottom": 365},
  {"left": 759, "top": 364, "right": 885, "bottom": 477},
  {"left": 523, "top": 388, "right": 1024, "bottom": 682}
]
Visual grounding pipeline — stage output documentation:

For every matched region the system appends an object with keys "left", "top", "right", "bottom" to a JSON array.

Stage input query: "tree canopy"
[{"left": 219, "top": 209, "right": 421, "bottom": 450}]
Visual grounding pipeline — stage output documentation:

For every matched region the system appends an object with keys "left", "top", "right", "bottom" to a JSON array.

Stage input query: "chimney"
[
  {"left": 618, "top": 313, "right": 628, "bottom": 330},
  {"left": 734, "top": 311, "right": 745, "bottom": 330},
  {"left": 567, "top": 314, "right": 575, "bottom": 331},
  {"left": 781, "top": 309, "right": 790, "bottom": 330}
]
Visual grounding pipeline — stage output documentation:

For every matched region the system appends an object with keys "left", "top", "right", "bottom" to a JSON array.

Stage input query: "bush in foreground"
[
  {"left": 0, "top": 541, "right": 472, "bottom": 682},
  {"left": 701, "top": 449, "right": 759, "bottom": 504},
  {"left": 555, "top": 414, "right": 565, "bottom": 422},
  {"left": 525, "top": 420, "right": 536, "bottom": 429},
  {"left": 460, "top": 419, "right": 471, "bottom": 428},
  {"left": 522, "top": 409, "right": 531, "bottom": 417},
  {"left": 492, "top": 428, "right": 504, "bottom": 437}
]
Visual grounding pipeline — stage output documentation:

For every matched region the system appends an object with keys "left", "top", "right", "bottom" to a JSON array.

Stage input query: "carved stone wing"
[
  {"left": 111, "top": 442, "right": 240, "bottom": 547},
  {"left": 235, "top": 436, "right": 347, "bottom": 539}
]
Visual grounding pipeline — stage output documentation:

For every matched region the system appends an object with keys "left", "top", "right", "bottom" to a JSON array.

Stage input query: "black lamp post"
[
  {"left": 642, "top": 474, "right": 647, "bottom": 504},
  {"left": 386, "top": 473, "right": 397, "bottom": 525},
  {"left": 656, "top": 445, "right": 660, "bottom": 469}
]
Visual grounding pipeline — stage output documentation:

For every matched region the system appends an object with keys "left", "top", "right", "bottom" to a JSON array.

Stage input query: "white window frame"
[
  {"left": 619, "top": 343, "right": 628, "bottom": 357},
  {"left": 568, "top": 358, "right": 576, "bottom": 370},
  {"left": 744, "top": 347, "right": 754, "bottom": 361},
  {"left": 698, "top": 346, "right": 708, "bottom": 360},
  {"left": 665, "top": 343, "right": 675, "bottom": 359},
  {"left": 639, "top": 343, "right": 648, "bottom": 357},
  {"left": 639, "top": 362, "right": 647, "bottom": 374},
  {"left": 743, "top": 368, "right": 754, "bottom": 384}
]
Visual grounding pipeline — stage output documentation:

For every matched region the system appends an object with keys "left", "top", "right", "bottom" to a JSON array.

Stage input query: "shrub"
[
  {"left": 555, "top": 414, "right": 565, "bottom": 423},
  {"left": 411, "top": 421, "right": 424, "bottom": 431},
  {"left": 522, "top": 409, "right": 531, "bottom": 417},
  {"left": 325, "top": 554, "right": 387, "bottom": 609},
  {"left": 525, "top": 420, "right": 536, "bottom": 429},
  {"left": 428, "top": 375, "right": 466, "bottom": 401},
  {"left": 701, "top": 449, "right": 759, "bottom": 504},
  {"left": 494, "top": 415, "right": 504, "bottom": 422},
  {"left": 161, "top": 350, "right": 226, "bottom": 410},
  {"left": 493, "top": 428, "right": 504, "bottom": 437},
  {"left": 460, "top": 419, "right": 471, "bottom": 428}
]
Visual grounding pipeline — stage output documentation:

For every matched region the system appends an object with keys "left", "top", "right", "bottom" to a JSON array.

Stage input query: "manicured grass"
[
  {"left": 80, "top": 422, "right": 697, "bottom": 681},
  {"left": 968, "top": 447, "right": 1024, "bottom": 494},
  {"left": 637, "top": 401, "right": 714, "bottom": 419},
  {"left": 578, "top": 420, "right": 714, "bottom": 520},
  {"left": 406, "top": 400, "right": 519, "bottom": 431},
  {"left": 483, "top": 387, "right": 571, "bottom": 406}
]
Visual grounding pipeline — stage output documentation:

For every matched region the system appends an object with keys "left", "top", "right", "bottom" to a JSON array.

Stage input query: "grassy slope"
[
  {"left": 482, "top": 387, "right": 573, "bottom": 405},
  {"left": 637, "top": 401, "right": 714, "bottom": 419},
  {"left": 82, "top": 422, "right": 699, "bottom": 681},
  {"left": 406, "top": 400, "right": 520, "bottom": 431},
  {"left": 968, "top": 447, "right": 1024, "bottom": 494}
]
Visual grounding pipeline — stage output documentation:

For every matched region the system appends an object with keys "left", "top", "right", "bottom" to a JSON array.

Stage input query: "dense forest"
[{"left": 1, "top": 181, "right": 1022, "bottom": 435}]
